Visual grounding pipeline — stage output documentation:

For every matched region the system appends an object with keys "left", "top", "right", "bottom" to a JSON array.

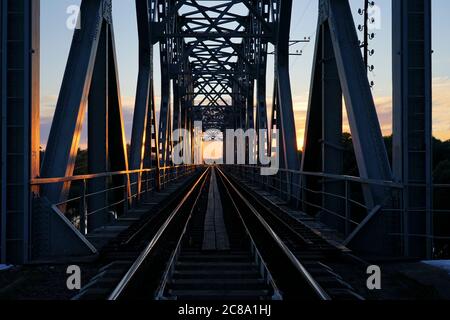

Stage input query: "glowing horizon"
[{"left": 39, "top": 0, "right": 450, "bottom": 151}]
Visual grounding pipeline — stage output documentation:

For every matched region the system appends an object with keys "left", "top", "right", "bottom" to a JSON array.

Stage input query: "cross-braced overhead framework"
[{"left": 155, "top": 0, "right": 280, "bottom": 165}]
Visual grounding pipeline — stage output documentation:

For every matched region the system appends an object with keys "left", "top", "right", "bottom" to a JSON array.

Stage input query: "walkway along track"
[
  {"left": 75, "top": 166, "right": 362, "bottom": 300},
  {"left": 106, "top": 167, "right": 330, "bottom": 300}
]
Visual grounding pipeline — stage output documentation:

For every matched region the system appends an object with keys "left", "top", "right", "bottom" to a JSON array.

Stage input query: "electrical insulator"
[{"left": 358, "top": 0, "right": 376, "bottom": 87}]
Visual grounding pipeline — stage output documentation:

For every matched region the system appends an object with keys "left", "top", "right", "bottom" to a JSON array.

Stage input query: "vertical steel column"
[
  {"left": 157, "top": 0, "right": 175, "bottom": 172},
  {"left": 185, "top": 72, "right": 194, "bottom": 166},
  {"left": 321, "top": 22, "right": 344, "bottom": 229},
  {"left": 256, "top": 0, "right": 270, "bottom": 162},
  {"left": 144, "top": 83, "right": 161, "bottom": 190},
  {"left": 158, "top": 48, "right": 171, "bottom": 169},
  {"left": 0, "top": 0, "right": 40, "bottom": 263},
  {"left": 246, "top": 79, "right": 255, "bottom": 133},
  {"left": 246, "top": 79, "right": 255, "bottom": 163},
  {"left": 256, "top": 77, "right": 268, "bottom": 161},
  {"left": 393, "top": 0, "right": 433, "bottom": 258},
  {"left": 130, "top": 0, "right": 152, "bottom": 197},
  {"left": 274, "top": 0, "right": 299, "bottom": 171},
  {"left": 173, "top": 79, "right": 181, "bottom": 134},
  {"left": 255, "top": 0, "right": 269, "bottom": 162},
  {"left": 0, "top": 0, "right": 5, "bottom": 263},
  {"left": 30, "top": 1, "right": 40, "bottom": 201},
  {"left": 88, "top": 23, "right": 109, "bottom": 231}
]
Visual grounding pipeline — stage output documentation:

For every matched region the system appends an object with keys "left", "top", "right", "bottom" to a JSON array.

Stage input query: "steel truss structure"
[
  {"left": 301, "top": 0, "right": 432, "bottom": 258},
  {"left": 0, "top": 0, "right": 435, "bottom": 263},
  {"left": 155, "top": 0, "right": 280, "bottom": 164},
  {"left": 302, "top": 0, "right": 393, "bottom": 256}
]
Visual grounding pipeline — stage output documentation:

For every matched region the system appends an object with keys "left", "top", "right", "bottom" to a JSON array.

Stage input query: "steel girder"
[
  {"left": 87, "top": 21, "right": 109, "bottom": 231},
  {"left": 41, "top": 0, "right": 130, "bottom": 205},
  {"left": 0, "top": 0, "right": 4, "bottom": 263},
  {"left": 301, "top": 0, "right": 394, "bottom": 257},
  {"left": 87, "top": 19, "right": 131, "bottom": 229},
  {"left": 392, "top": 0, "right": 433, "bottom": 259},
  {"left": 270, "top": 0, "right": 300, "bottom": 171},
  {"left": 1, "top": 0, "right": 433, "bottom": 263},
  {"left": 129, "top": 0, "right": 161, "bottom": 197},
  {"left": 157, "top": 0, "right": 175, "bottom": 168},
  {"left": 0, "top": 0, "right": 40, "bottom": 264},
  {"left": 255, "top": 1, "right": 270, "bottom": 162}
]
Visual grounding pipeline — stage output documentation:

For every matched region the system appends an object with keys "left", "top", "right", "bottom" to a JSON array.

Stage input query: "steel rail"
[
  {"left": 216, "top": 167, "right": 331, "bottom": 300},
  {"left": 216, "top": 168, "right": 283, "bottom": 300},
  {"left": 154, "top": 169, "right": 210, "bottom": 300},
  {"left": 108, "top": 168, "right": 210, "bottom": 300}
]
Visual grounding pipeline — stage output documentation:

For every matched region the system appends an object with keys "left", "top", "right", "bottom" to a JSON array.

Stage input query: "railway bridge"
[{"left": 0, "top": 0, "right": 447, "bottom": 300}]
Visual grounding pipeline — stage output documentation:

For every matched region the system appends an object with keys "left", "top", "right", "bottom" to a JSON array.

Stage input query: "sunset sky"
[{"left": 40, "top": 0, "right": 450, "bottom": 150}]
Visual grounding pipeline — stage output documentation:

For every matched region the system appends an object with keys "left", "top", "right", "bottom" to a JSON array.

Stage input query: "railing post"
[
  {"left": 156, "top": 167, "right": 161, "bottom": 191},
  {"left": 287, "top": 171, "right": 292, "bottom": 202},
  {"left": 145, "top": 171, "right": 150, "bottom": 199},
  {"left": 123, "top": 175, "right": 128, "bottom": 216},
  {"left": 345, "top": 179, "right": 350, "bottom": 237},
  {"left": 264, "top": 171, "right": 268, "bottom": 191},
  {"left": 252, "top": 166, "right": 256, "bottom": 184},
  {"left": 299, "top": 172, "right": 303, "bottom": 209},
  {"left": 279, "top": 172, "right": 282, "bottom": 199},
  {"left": 79, "top": 179, "right": 87, "bottom": 235},
  {"left": 402, "top": 185, "right": 409, "bottom": 257}
]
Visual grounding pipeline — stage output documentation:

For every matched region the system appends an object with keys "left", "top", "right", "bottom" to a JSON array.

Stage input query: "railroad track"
[
  {"left": 220, "top": 168, "right": 365, "bottom": 300},
  {"left": 75, "top": 166, "right": 362, "bottom": 300},
  {"left": 74, "top": 168, "right": 209, "bottom": 299},
  {"left": 153, "top": 167, "right": 283, "bottom": 300}
]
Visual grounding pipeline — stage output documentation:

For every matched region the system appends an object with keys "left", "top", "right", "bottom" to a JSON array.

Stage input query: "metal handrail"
[
  {"left": 230, "top": 164, "right": 401, "bottom": 221},
  {"left": 30, "top": 165, "right": 199, "bottom": 233},
  {"left": 30, "top": 169, "right": 154, "bottom": 185},
  {"left": 229, "top": 164, "right": 450, "bottom": 251},
  {"left": 235, "top": 164, "right": 450, "bottom": 191}
]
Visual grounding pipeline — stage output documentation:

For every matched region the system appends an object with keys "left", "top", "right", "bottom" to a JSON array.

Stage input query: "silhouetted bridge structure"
[{"left": 1, "top": 0, "right": 448, "bottom": 286}]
